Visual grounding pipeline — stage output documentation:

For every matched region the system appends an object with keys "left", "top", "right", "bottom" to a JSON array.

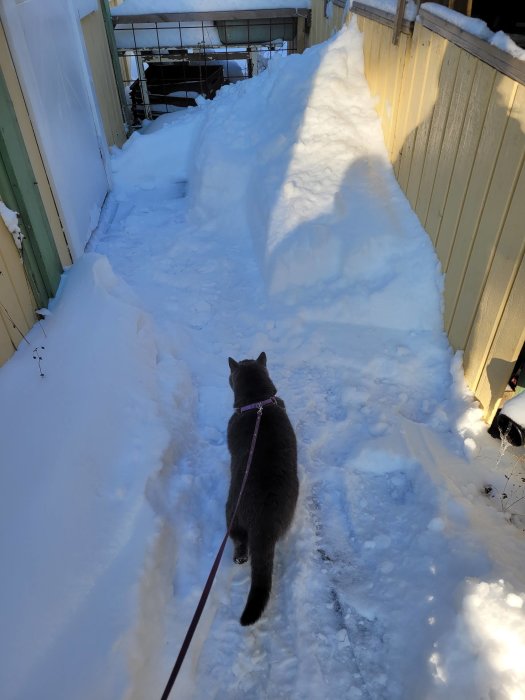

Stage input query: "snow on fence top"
[
  {"left": 352, "top": 0, "right": 525, "bottom": 64},
  {"left": 111, "top": 0, "right": 311, "bottom": 15},
  {"left": 350, "top": 0, "right": 418, "bottom": 22},
  {"left": 421, "top": 2, "right": 525, "bottom": 61}
]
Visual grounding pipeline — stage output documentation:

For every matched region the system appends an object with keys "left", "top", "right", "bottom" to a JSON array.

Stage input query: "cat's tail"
[{"left": 240, "top": 538, "right": 275, "bottom": 626}]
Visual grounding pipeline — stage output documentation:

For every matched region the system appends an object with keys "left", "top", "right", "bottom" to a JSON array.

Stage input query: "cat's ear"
[
  {"left": 228, "top": 357, "right": 239, "bottom": 371},
  {"left": 256, "top": 352, "right": 267, "bottom": 367}
]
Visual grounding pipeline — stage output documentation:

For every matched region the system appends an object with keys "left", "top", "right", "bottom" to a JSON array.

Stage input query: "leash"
[{"left": 160, "top": 397, "right": 276, "bottom": 700}]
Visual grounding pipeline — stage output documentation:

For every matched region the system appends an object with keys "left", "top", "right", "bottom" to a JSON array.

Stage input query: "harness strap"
[
  {"left": 236, "top": 395, "right": 278, "bottom": 414},
  {"left": 160, "top": 406, "right": 265, "bottom": 700}
]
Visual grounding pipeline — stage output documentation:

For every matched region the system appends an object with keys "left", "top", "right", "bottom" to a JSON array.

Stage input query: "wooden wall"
[
  {"left": 308, "top": 0, "right": 346, "bottom": 47},
  {"left": 0, "top": 22, "right": 71, "bottom": 270},
  {"left": 0, "top": 216, "right": 35, "bottom": 365},
  {"left": 81, "top": 4, "right": 127, "bottom": 148},
  {"left": 357, "top": 15, "right": 525, "bottom": 420}
]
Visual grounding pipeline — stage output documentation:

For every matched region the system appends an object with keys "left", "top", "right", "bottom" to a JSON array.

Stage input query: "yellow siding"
[
  {"left": 0, "top": 217, "right": 35, "bottom": 366},
  {"left": 405, "top": 31, "right": 448, "bottom": 207},
  {"left": 434, "top": 59, "right": 495, "bottom": 270},
  {"left": 443, "top": 73, "right": 517, "bottom": 332},
  {"left": 463, "top": 160, "right": 525, "bottom": 400},
  {"left": 308, "top": 2, "right": 346, "bottom": 47},
  {"left": 424, "top": 49, "right": 477, "bottom": 242},
  {"left": 474, "top": 255, "right": 525, "bottom": 418},
  {"left": 413, "top": 41, "right": 461, "bottom": 228},
  {"left": 357, "top": 17, "right": 410, "bottom": 160},
  {"left": 81, "top": 7, "right": 126, "bottom": 148},
  {"left": 352, "top": 16, "right": 525, "bottom": 421}
]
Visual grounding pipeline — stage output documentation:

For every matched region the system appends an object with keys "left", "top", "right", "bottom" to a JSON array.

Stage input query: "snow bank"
[
  {"left": 189, "top": 22, "right": 443, "bottom": 332},
  {"left": 111, "top": 107, "right": 205, "bottom": 201},
  {"left": 0, "top": 254, "right": 175, "bottom": 700}
]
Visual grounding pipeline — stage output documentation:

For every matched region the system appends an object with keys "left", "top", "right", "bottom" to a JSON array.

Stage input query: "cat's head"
[{"left": 228, "top": 352, "right": 276, "bottom": 404}]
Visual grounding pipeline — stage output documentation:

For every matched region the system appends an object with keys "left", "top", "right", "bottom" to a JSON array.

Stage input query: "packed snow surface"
[{"left": 2, "top": 18, "right": 525, "bottom": 700}]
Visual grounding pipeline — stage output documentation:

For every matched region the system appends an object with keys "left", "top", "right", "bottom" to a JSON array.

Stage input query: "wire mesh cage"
[{"left": 112, "top": 12, "right": 307, "bottom": 124}]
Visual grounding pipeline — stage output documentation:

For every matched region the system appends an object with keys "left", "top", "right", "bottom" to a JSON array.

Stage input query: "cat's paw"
[{"left": 234, "top": 554, "right": 248, "bottom": 565}]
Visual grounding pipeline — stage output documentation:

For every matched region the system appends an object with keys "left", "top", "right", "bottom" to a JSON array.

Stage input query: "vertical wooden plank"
[
  {"left": 434, "top": 60, "right": 495, "bottom": 271},
  {"left": 362, "top": 18, "right": 374, "bottom": 82},
  {"left": 0, "top": 218, "right": 34, "bottom": 363},
  {"left": 414, "top": 42, "right": 461, "bottom": 232},
  {"left": 378, "top": 29, "right": 395, "bottom": 151},
  {"left": 448, "top": 84, "right": 525, "bottom": 351},
  {"left": 405, "top": 29, "right": 447, "bottom": 208},
  {"left": 82, "top": 10, "right": 127, "bottom": 148},
  {"left": 392, "top": 0, "right": 407, "bottom": 46},
  {"left": 391, "top": 24, "right": 420, "bottom": 177},
  {"left": 385, "top": 31, "right": 409, "bottom": 160},
  {"left": 443, "top": 72, "right": 517, "bottom": 333},
  {"left": 0, "top": 316, "right": 16, "bottom": 365},
  {"left": 463, "top": 160, "right": 525, "bottom": 392},
  {"left": 379, "top": 24, "right": 402, "bottom": 149},
  {"left": 471, "top": 253, "right": 525, "bottom": 421},
  {"left": 0, "top": 216, "right": 35, "bottom": 330},
  {"left": 425, "top": 49, "right": 477, "bottom": 242},
  {"left": 397, "top": 28, "right": 435, "bottom": 193},
  {"left": 371, "top": 22, "right": 389, "bottom": 120},
  {"left": 365, "top": 19, "right": 381, "bottom": 98}
]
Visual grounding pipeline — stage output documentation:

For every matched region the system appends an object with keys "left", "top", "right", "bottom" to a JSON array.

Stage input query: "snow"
[
  {"left": 0, "top": 200, "right": 24, "bottom": 250},
  {"left": 350, "top": 0, "right": 419, "bottom": 22},
  {"left": 501, "top": 392, "right": 525, "bottom": 429},
  {"left": 114, "top": 22, "right": 223, "bottom": 50},
  {"left": 2, "top": 17, "right": 525, "bottom": 700},
  {"left": 112, "top": 0, "right": 311, "bottom": 15},
  {"left": 421, "top": 2, "right": 525, "bottom": 61}
]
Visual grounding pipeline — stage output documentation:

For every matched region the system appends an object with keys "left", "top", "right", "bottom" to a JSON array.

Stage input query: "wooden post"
[
  {"left": 135, "top": 54, "right": 152, "bottom": 121},
  {"left": 99, "top": 0, "right": 133, "bottom": 130},
  {"left": 392, "top": 0, "right": 407, "bottom": 45}
]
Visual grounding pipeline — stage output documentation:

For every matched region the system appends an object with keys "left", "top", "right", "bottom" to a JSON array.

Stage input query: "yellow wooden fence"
[{"left": 358, "top": 14, "right": 525, "bottom": 421}]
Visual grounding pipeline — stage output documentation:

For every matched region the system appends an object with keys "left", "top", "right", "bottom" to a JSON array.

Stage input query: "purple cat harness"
[{"left": 236, "top": 395, "right": 278, "bottom": 414}]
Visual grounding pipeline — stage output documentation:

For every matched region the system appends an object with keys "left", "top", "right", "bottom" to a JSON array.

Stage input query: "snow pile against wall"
[
  {"left": 0, "top": 254, "right": 183, "bottom": 700},
  {"left": 189, "top": 21, "right": 443, "bottom": 332}
]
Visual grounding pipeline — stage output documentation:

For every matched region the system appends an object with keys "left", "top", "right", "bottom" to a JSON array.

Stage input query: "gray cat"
[{"left": 226, "top": 352, "right": 299, "bottom": 626}]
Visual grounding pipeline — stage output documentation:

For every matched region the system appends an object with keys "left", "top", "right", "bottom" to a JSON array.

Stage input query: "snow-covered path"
[
  {"left": 90, "top": 22, "right": 523, "bottom": 700},
  {"left": 2, "top": 20, "right": 525, "bottom": 700}
]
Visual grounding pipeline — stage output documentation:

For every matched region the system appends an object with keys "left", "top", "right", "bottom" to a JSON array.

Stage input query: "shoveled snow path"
[
  {"left": 95, "top": 161, "right": 485, "bottom": 700},
  {"left": 93, "top": 23, "right": 497, "bottom": 700}
]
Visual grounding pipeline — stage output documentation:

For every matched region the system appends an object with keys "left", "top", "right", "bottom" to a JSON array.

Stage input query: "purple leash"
[{"left": 159, "top": 398, "right": 276, "bottom": 700}]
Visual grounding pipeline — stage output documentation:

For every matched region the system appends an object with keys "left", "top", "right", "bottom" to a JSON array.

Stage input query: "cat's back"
[{"left": 228, "top": 399, "right": 296, "bottom": 454}]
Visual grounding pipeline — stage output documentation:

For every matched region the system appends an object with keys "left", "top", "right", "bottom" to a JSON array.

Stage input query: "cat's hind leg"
[{"left": 230, "top": 523, "right": 249, "bottom": 564}]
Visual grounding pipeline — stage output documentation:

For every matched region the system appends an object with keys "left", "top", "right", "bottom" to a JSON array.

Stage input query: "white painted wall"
[
  {"left": 0, "top": 0, "right": 111, "bottom": 259},
  {"left": 74, "top": 0, "right": 99, "bottom": 19}
]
